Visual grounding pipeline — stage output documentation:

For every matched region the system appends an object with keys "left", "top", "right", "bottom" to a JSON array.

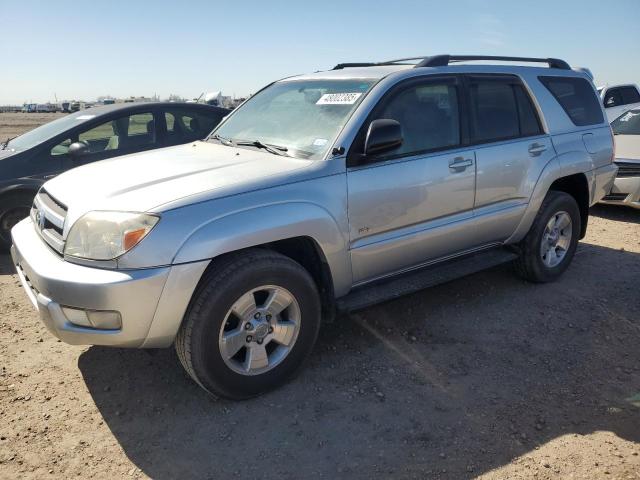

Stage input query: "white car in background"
[
  {"left": 601, "top": 109, "right": 640, "bottom": 209},
  {"left": 598, "top": 84, "right": 640, "bottom": 122}
]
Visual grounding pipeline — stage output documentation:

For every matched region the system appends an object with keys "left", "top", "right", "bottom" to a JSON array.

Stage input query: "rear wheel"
[
  {"left": 175, "top": 249, "right": 321, "bottom": 399},
  {"left": 0, "top": 192, "right": 33, "bottom": 251},
  {"left": 514, "top": 191, "right": 580, "bottom": 283}
]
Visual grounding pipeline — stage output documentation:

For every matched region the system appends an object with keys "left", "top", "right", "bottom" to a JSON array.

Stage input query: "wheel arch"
[
  {"left": 548, "top": 173, "right": 590, "bottom": 239},
  {"left": 0, "top": 183, "right": 40, "bottom": 201},
  {"left": 506, "top": 151, "right": 594, "bottom": 244},
  {"left": 172, "top": 201, "right": 352, "bottom": 299}
]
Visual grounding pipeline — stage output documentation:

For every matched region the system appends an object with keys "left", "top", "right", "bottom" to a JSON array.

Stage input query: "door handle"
[
  {"left": 528, "top": 143, "right": 547, "bottom": 156},
  {"left": 449, "top": 157, "right": 473, "bottom": 171}
]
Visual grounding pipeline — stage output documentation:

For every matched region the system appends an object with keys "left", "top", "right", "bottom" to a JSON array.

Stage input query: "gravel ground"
[
  {"left": 0, "top": 113, "right": 639, "bottom": 479},
  {"left": 0, "top": 112, "right": 67, "bottom": 140}
]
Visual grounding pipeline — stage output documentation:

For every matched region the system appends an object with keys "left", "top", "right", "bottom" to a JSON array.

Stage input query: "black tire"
[
  {"left": 514, "top": 191, "right": 581, "bottom": 283},
  {"left": 0, "top": 192, "right": 34, "bottom": 251},
  {"left": 175, "top": 248, "right": 321, "bottom": 399}
]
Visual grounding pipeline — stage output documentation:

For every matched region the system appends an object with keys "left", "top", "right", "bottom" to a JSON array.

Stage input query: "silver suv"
[{"left": 11, "top": 55, "right": 617, "bottom": 398}]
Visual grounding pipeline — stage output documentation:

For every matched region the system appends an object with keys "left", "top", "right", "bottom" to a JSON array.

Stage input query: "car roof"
[
  {"left": 284, "top": 65, "right": 410, "bottom": 82},
  {"left": 282, "top": 64, "right": 586, "bottom": 84},
  {"left": 69, "top": 102, "right": 229, "bottom": 116},
  {"left": 280, "top": 55, "right": 580, "bottom": 83}
]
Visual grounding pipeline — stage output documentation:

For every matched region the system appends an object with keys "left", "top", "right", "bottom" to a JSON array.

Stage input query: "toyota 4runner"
[{"left": 11, "top": 55, "right": 617, "bottom": 398}]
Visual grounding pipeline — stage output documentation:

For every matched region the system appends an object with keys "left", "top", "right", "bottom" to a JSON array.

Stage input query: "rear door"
[
  {"left": 161, "top": 107, "right": 227, "bottom": 147},
  {"left": 466, "top": 74, "right": 555, "bottom": 244},
  {"left": 347, "top": 75, "right": 477, "bottom": 284}
]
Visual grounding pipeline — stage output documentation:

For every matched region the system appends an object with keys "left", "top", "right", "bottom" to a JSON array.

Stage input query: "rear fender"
[{"left": 506, "top": 150, "right": 593, "bottom": 244}]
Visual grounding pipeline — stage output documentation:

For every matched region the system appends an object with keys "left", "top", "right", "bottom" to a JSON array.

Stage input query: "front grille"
[
  {"left": 32, "top": 189, "right": 67, "bottom": 254},
  {"left": 616, "top": 161, "right": 640, "bottom": 178},
  {"left": 602, "top": 192, "right": 629, "bottom": 201}
]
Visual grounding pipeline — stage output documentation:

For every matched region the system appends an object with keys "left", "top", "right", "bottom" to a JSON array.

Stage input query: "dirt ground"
[
  {"left": 0, "top": 113, "right": 639, "bottom": 479},
  {"left": 0, "top": 112, "right": 67, "bottom": 140}
]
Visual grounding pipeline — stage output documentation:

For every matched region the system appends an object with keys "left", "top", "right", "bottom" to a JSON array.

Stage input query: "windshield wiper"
[
  {"left": 1, "top": 136, "right": 16, "bottom": 150},
  {"left": 235, "top": 140, "right": 289, "bottom": 157},
  {"left": 211, "top": 134, "right": 234, "bottom": 146}
]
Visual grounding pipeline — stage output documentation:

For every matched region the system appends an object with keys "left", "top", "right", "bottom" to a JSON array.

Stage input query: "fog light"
[
  {"left": 62, "top": 307, "right": 122, "bottom": 330},
  {"left": 61, "top": 307, "right": 92, "bottom": 327},
  {"left": 87, "top": 310, "right": 122, "bottom": 330}
]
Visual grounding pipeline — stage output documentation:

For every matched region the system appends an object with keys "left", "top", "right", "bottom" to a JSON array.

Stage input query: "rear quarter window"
[{"left": 539, "top": 76, "right": 604, "bottom": 127}]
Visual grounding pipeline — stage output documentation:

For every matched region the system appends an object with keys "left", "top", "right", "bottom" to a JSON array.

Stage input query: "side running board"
[{"left": 336, "top": 248, "right": 518, "bottom": 313}]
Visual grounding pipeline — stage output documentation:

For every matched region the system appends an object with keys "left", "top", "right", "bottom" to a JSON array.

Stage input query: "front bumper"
[
  {"left": 600, "top": 175, "right": 640, "bottom": 210},
  {"left": 10, "top": 218, "right": 208, "bottom": 348}
]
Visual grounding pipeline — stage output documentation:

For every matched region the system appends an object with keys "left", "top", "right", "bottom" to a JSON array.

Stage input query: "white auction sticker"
[{"left": 316, "top": 92, "right": 362, "bottom": 105}]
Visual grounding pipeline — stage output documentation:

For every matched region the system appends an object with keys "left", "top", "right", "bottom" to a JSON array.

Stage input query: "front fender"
[
  {"left": 173, "top": 202, "right": 352, "bottom": 297},
  {"left": 0, "top": 179, "right": 43, "bottom": 198}
]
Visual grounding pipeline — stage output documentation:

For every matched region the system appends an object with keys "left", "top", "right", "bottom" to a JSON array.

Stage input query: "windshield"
[
  {"left": 612, "top": 109, "right": 640, "bottom": 135},
  {"left": 210, "top": 79, "right": 376, "bottom": 159},
  {"left": 5, "top": 112, "right": 98, "bottom": 151}
]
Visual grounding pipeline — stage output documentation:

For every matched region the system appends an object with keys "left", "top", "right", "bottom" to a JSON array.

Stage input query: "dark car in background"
[{"left": 0, "top": 102, "right": 230, "bottom": 249}]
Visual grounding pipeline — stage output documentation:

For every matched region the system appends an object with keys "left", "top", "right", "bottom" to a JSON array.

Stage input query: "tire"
[
  {"left": 514, "top": 190, "right": 581, "bottom": 283},
  {"left": 0, "top": 192, "right": 34, "bottom": 252},
  {"left": 175, "top": 248, "right": 321, "bottom": 399}
]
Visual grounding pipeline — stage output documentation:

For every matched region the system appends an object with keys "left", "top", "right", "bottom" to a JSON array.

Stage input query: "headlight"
[{"left": 64, "top": 211, "right": 159, "bottom": 260}]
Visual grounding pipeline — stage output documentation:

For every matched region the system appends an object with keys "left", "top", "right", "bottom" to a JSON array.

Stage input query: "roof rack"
[
  {"left": 415, "top": 55, "right": 571, "bottom": 69},
  {"left": 332, "top": 55, "right": 571, "bottom": 71},
  {"left": 332, "top": 57, "right": 428, "bottom": 70}
]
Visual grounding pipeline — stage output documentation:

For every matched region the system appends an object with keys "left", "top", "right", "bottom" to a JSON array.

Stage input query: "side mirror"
[
  {"left": 68, "top": 141, "right": 89, "bottom": 158},
  {"left": 364, "top": 119, "right": 403, "bottom": 156}
]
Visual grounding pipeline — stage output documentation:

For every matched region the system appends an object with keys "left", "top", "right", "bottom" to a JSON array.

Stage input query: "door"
[
  {"left": 57, "top": 109, "right": 160, "bottom": 168},
  {"left": 346, "top": 76, "right": 477, "bottom": 284},
  {"left": 162, "top": 107, "right": 226, "bottom": 147},
  {"left": 466, "top": 75, "right": 555, "bottom": 243}
]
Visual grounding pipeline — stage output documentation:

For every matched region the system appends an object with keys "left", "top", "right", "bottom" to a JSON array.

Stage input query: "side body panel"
[
  {"left": 347, "top": 147, "right": 476, "bottom": 283},
  {"left": 162, "top": 168, "right": 353, "bottom": 297},
  {"left": 505, "top": 125, "right": 614, "bottom": 244},
  {"left": 472, "top": 134, "right": 555, "bottom": 244}
]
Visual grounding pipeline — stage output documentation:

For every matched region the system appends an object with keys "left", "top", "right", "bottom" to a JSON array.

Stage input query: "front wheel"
[
  {"left": 0, "top": 193, "right": 34, "bottom": 251},
  {"left": 514, "top": 191, "right": 581, "bottom": 283},
  {"left": 175, "top": 249, "right": 321, "bottom": 399}
]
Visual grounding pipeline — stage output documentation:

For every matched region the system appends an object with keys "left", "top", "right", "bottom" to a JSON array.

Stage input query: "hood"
[
  {"left": 43, "top": 141, "right": 317, "bottom": 223},
  {"left": 0, "top": 148, "right": 18, "bottom": 161},
  {"left": 614, "top": 135, "right": 640, "bottom": 161}
]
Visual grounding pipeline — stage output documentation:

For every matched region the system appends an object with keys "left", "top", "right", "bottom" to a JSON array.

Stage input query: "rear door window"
[
  {"left": 164, "top": 108, "right": 223, "bottom": 145},
  {"left": 514, "top": 86, "right": 543, "bottom": 136},
  {"left": 620, "top": 87, "right": 640, "bottom": 105},
  {"left": 539, "top": 76, "right": 604, "bottom": 126},
  {"left": 468, "top": 77, "right": 542, "bottom": 143}
]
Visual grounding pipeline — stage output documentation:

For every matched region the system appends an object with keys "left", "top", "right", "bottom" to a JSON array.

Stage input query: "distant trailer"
[{"left": 35, "top": 104, "right": 58, "bottom": 113}]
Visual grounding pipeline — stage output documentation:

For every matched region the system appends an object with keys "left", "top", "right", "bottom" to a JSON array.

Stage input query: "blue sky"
[{"left": 1, "top": 0, "right": 639, "bottom": 104}]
